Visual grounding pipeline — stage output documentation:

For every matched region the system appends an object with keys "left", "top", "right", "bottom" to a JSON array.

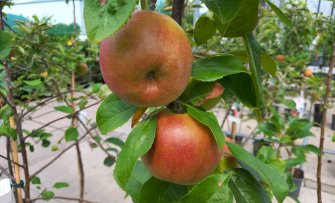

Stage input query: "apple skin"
[
  {"left": 100, "top": 11, "right": 192, "bottom": 107},
  {"left": 275, "top": 54, "right": 285, "bottom": 62},
  {"left": 76, "top": 63, "right": 89, "bottom": 75},
  {"left": 303, "top": 68, "right": 313, "bottom": 77},
  {"left": 142, "top": 110, "right": 222, "bottom": 185}
]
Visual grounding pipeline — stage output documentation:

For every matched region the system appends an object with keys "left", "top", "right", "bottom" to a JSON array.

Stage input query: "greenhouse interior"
[{"left": 0, "top": 0, "right": 335, "bottom": 202}]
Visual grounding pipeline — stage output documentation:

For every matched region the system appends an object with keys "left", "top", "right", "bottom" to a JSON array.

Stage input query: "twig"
[
  {"left": 77, "top": 118, "right": 113, "bottom": 158},
  {"left": 29, "top": 126, "right": 95, "bottom": 179},
  {"left": 3, "top": 20, "right": 17, "bottom": 34},
  {"left": 316, "top": 42, "right": 335, "bottom": 203},
  {"left": 221, "top": 104, "right": 232, "bottom": 128},
  {"left": 0, "top": 154, "right": 25, "bottom": 168},
  {"left": 0, "top": 165, "right": 16, "bottom": 182},
  {"left": 31, "top": 196, "right": 98, "bottom": 203},
  {"left": 24, "top": 100, "right": 101, "bottom": 140},
  {"left": 20, "top": 91, "right": 72, "bottom": 119}
]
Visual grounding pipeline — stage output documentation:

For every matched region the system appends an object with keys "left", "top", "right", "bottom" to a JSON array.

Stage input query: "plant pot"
[
  {"left": 313, "top": 104, "right": 322, "bottom": 126},
  {"left": 234, "top": 135, "right": 243, "bottom": 145},
  {"left": 226, "top": 134, "right": 244, "bottom": 145},
  {"left": 288, "top": 168, "right": 304, "bottom": 199},
  {"left": 331, "top": 114, "right": 335, "bottom": 131},
  {"left": 252, "top": 139, "right": 271, "bottom": 156}
]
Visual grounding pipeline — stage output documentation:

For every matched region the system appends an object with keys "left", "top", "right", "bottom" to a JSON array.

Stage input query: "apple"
[
  {"left": 303, "top": 68, "right": 313, "bottom": 77},
  {"left": 142, "top": 110, "right": 222, "bottom": 185},
  {"left": 76, "top": 63, "right": 89, "bottom": 75},
  {"left": 40, "top": 71, "right": 48, "bottom": 78},
  {"left": 275, "top": 54, "right": 285, "bottom": 62},
  {"left": 100, "top": 11, "right": 192, "bottom": 107}
]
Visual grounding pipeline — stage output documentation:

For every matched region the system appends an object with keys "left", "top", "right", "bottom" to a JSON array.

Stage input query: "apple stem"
[{"left": 167, "top": 100, "right": 185, "bottom": 114}]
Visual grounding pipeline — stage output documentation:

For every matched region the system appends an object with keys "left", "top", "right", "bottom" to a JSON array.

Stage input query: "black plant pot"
[
  {"left": 331, "top": 114, "right": 335, "bottom": 131},
  {"left": 252, "top": 139, "right": 271, "bottom": 156},
  {"left": 288, "top": 168, "right": 304, "bottom": 199},
  {"left": 234, "top": 135, "right": 243, "bottom": 145},
  {"left": 313, "top": 104, "right": 322, "bottom": 126}
]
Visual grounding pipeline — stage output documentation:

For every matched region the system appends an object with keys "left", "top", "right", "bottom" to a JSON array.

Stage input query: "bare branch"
[
  {"left": 31, "top": 196, "right": 98, "bottom": 203},
  {"left": 78, "top": 118, "right": 113, "bottom": 158},
  {"left": 0, "top": 154, "right": 25, "bottom": 168},
  {"left": 24, "top": 100, "right": 101, "bottom": 140},
  {"left": 317, "top": 43, "right": 335, "bottom": 203},
  {"left": 29, "top": 126, "right": 95, "bottom": 179}
]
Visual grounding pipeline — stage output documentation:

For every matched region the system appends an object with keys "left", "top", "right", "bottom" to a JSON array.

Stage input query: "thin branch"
[
  {"left": 317, "top": 42, "right": 335, "bottom": 203},
  {"left": 24, "top": 100, "right": 101, "bottom": 140},
  {"left": 0, "top": 154, "right": 25, "bottom": 168},
  {"left": 20, "top": 91, "right": 71, "bottom": 119},
  {"left": 3, "top": 20, "right": 17, "bottom": 34},
  {"left": 31, "top": 196, "right": 98, "bottom": 203},
  {"left": 29, "top": 126, "right": 95, "bottom": 179},
  {"left": 0, "top": 165, "right": 16, "bottom": 182},
  {"left": 78, "top": 118, "right": 113, "bottom": 158}
]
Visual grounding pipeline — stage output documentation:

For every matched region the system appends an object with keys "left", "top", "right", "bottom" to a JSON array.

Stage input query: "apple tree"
[{"left": 84, "top": 0, "right": 292, "bottom": 202}]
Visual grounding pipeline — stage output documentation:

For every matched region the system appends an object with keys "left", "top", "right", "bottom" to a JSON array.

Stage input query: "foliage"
[{"left": 86, "top": 0, "right": 294, "bottom": 202}]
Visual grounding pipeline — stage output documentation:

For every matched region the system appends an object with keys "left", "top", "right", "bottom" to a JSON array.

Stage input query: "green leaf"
[
  {"left": 210, "top": 0, "right": 259, "bottom": 37},
  {"left": 84, "top": 0, "right": 138, "bottom": 43},
  {"left": 0, "top": 105, "right": 12, "bottom": 121},
  {"left": 114, "top": 117, "right": 157, "bottom": 189},
  {"left": 104, "top": 137, "right": 124, "bottom": 148},
  {"left": 286, "top": 119, "right": 313, "bottom": 138},
  {"left": 0, "top": 125, "right": 17, "bottom": 140},
  {"left": 51, "top": 145, "right": 59, "bottom": 151},
  {"left": 31, "top": 176, "right": 41, "bottom": 185},
  {"left": 53, "top": 182, "right": 69, "bottom": 189},
  {"left": 180, "top": 80, "right": 216, "bottom": 105},
  {"left": 41, "top": 139, "right": 51, "bottom": 148},
  {"left": 125, "top": 161, "right": 152, "bottom": 202},
  {"left": 229, "top": 73, "right": 257, "bottom": 108},
  {"left": 243, "top": 33, "right": 264, "bottom": 108},
  {"left": 332, "top": 135, "right": 335, "bottom": 142},
  {"left": 54, "top": 105, "right": 73, "bottom": 114},
  {"left": 91, "top": 83, "right": 102, "bottom": 93},
  {"left": 227, "top": 168, "right": 272, "bottom": 203},
  {"left": 194, "top": 16, "right": 217, "bottom": 45},
  {"left": 201, "top": 0, "right": 240, "bottom": 24},
  {"left": 41, "top": 191, "right": 55, "bottom": 200},
  {"left": 192, "top": 55, "right": 247, "bottom": 82},
  {"left": 182, "top": 174, "right": 231, "bottom": 203},
  {"left": 104, "top": 156, "right": 115, "bottom": 167},
  {"left": 256, "top": 146, "right": 286, "bottom": 172},
  {"left": 219, "top": 74, "right": 257, "bottom": 107},
  {"left": 285, "top": 156, "right": 306, "bottom": 170},
  {"left": 187, "top": 105, "right": 225, "bottom": 148},
  {"left": 0, "top": 30, "right": 12, "bottom": 59},
  {"left": 65, "top": 127, "right": 79, "bottom": 142},
  {"left": 264, "top": 0, "right": 292, "bottom": 27},
  {"left": 24, "top": 79, "right": 42, "bottom": 87},
  {"left": 96, "top": 94, "right": 137, "bottom": 135},
  {"left": 227, "top": 143, "right": 289, "bottom": 203},
  {"left": 294, "top": 145, "right": 320, "bottom": 155},
  {"left": 230, "top": 51, "right": 277, "bottom": 76},
  {"left": 139, "top": 177, "right": 188, "bottom": 203}
]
